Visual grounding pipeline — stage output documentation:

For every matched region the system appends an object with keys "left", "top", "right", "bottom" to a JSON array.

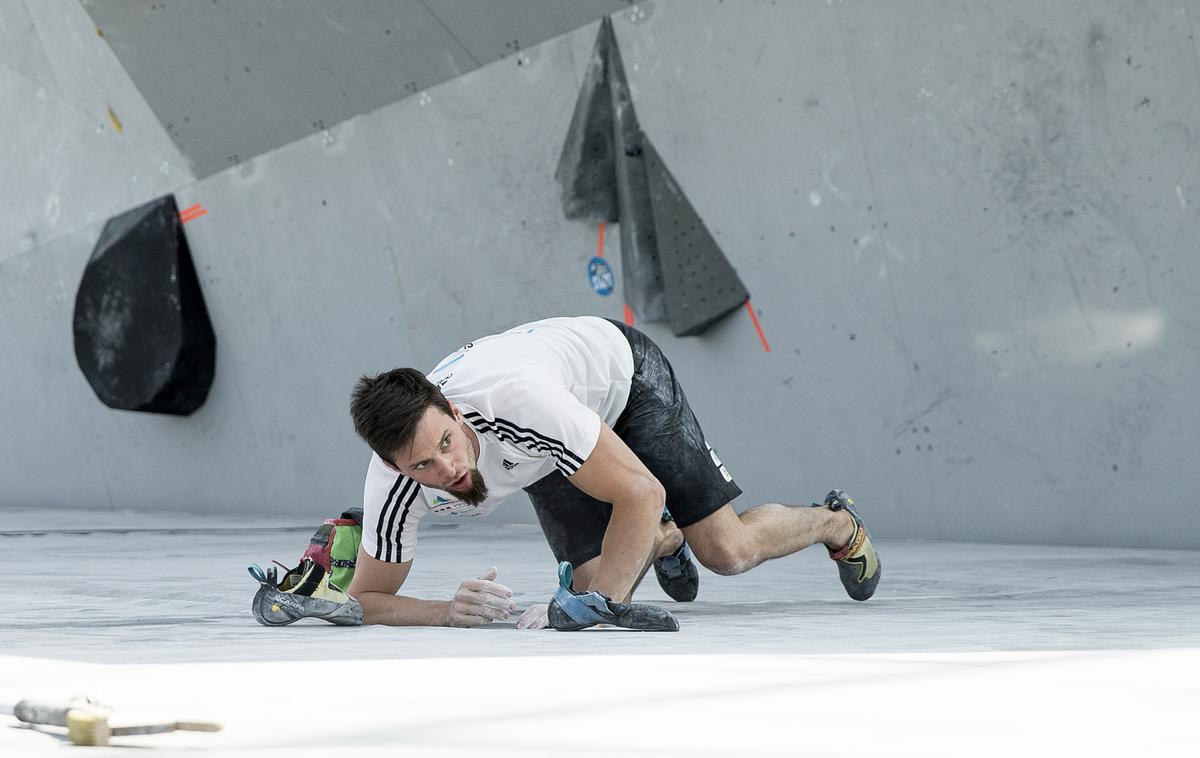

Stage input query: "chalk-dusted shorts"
[{"left": 523, "top": 319, "right": 742, "bottom": 567}]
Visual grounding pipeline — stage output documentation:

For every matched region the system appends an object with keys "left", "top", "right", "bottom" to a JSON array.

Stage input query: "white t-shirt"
[{"left": 361, "top": 316, "right": 634, "bottom": 563}]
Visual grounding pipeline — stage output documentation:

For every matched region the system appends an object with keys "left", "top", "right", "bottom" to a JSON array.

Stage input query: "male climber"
[{"left": 345, "top": 315, "right": 880, "bottom": 630}]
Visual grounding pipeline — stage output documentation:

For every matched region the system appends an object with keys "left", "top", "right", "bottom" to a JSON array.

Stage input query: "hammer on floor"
[{"left": 3, "top": 698, "right": 221, "bottom": 746}]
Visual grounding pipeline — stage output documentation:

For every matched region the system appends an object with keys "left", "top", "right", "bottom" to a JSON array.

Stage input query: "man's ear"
[{"left": 447, "top": 399, "right": 462, "bottom": 421}]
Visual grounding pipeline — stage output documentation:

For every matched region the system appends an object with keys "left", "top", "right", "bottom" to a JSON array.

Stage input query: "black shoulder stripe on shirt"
[
  {"left": 472, "top": 419, "right": 580, "bottom": 475},
  {"left": 465, "top": 413, "right": 585, "bottom": 474},
  {"left": 493, "top": 429, "right": 579, "bottom": 475},
  {"left": 374, "top": 474, "right": 406, "bottom": 561},
  {"left": 392, "top": 482, "right": 422, "bottom": 563},
  {"left": 491, "top": 416, "right": 586, "bottom": 468},
  {"left": 465, "top": 411, "right": 580, "bottom": 464},
  {"left": 379, "top": 476, "right": 415, "bottom": 562}
]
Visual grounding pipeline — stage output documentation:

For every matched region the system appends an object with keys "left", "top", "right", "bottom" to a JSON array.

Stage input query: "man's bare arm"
[
  {"left": 567, "top": 422, "right": 666, "bottom": 601},
  {"left": 348, "top": 547, "right": 515, "bottom": 627}
]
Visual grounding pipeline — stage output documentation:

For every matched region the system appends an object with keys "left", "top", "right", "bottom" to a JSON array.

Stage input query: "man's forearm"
[
  {"left": 356, "top": 592, "right": 449, "bottom": 626},
  {"left": 589, "top": 493, "right": 662, "bottom": 600}
]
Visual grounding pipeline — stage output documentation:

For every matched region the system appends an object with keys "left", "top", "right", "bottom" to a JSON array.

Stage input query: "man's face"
[{"left": 391, "top": 403, "right": 488, "bottom": 505}]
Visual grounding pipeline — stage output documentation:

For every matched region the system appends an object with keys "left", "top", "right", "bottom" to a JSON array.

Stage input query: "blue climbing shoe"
[{"left": 547, "top": 562, "right": 679, "bottom": 631}]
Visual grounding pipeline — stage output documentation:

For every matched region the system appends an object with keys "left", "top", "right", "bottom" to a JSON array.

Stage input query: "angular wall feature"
[
  {"left": 643, "top": 137, "right": 749, "bottom": 337},
  {"left": 73, "top": 195, "right": 216, "bottom": 416},
  {"left": 84, "top": 0, "right": 630, "bottom": 178},
  {"left": 557, "top": 19, "right": 665, "bottom": 322},
  {"left": 554, "top": 20, "right": 618, "bottom": 222},
  {"left": 556, "top": 18, "right": 747, "bottom": 335},
  {"left": 606, "top": 18, "right": 670, "bottom": 325}
]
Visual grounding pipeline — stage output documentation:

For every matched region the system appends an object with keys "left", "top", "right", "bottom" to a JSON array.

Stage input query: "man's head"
[{"left": 350, "top": 369, "right": 488, "bottom": 504}]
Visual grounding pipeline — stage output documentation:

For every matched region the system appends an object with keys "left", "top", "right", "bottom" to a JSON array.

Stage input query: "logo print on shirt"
[
  {"left": 502, "top": 459, "right": 519, "bottom": 470},
  {"left": 431, "top": 494, "right": 473, "bottom": 515}
]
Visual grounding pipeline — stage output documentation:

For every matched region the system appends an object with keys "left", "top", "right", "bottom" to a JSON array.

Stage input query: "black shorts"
[{"left": 524, "top": 319, "right": 742, "bottom": 567}]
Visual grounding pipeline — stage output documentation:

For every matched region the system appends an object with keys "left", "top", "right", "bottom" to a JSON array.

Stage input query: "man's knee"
[{"left": 692, "top": 541, "right": 755, "bottom": 576}]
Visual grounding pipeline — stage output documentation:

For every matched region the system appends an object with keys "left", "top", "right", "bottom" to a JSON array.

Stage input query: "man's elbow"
[
  {"left": 346, "top": 577, "right": 373, "bottom": 599},
  {"left": 353, "top": 590, "right": 398, "bottom": 625}
]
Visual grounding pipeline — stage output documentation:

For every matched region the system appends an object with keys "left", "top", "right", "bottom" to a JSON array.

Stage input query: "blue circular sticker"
[{"left": 587, "top": 256, "right": 614, "bottom": 296}]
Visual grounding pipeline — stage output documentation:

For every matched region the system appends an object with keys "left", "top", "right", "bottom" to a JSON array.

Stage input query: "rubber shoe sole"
[{"left": 252, "top": 583, "right": 364, "bottom": 626}]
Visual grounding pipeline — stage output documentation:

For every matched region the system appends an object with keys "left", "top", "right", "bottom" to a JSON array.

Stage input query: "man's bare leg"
[
  {"left": 681, "top": 502, "right": 855, "bottom": 576},
  {"left": 572, "top": 519, "right": 683, "bottom": 602}
]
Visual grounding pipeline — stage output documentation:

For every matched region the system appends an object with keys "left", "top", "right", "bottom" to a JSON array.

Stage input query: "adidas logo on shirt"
[{"left": 502, "top": 459, "right": 519, "bottom": 470}]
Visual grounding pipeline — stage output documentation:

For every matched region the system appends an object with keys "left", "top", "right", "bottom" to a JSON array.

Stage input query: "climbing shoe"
[
  {"left": 547, "top": 562, "right": 679, "bottom": 631},
  {"left": 248, "top": 559, "right": 364, "bottom": 626},
  {"left": 653, "top": 541, "right": 699, "bottom": 602},
  {"left": 817, "top": 489, "right": 881, "bottom": 601}
]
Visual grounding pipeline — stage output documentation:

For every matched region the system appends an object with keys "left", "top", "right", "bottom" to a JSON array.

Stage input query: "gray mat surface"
[
  {"left": 2, "top": 508, "right": 1198, "bottom": 756},
  {"left": 3, "top": 507, "right": 1197, "bottom": 664}
]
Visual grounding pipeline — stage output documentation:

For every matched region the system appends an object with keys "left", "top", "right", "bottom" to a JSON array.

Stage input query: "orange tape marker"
[
  {"left": 179, "top": 204, "right": 207, "bottom": 223},
  {"left": 623, "top": 303, "right": 634, "bottom": 326},
  {"left": 745, "top": 300, "right": 770, "bottom": 353}
]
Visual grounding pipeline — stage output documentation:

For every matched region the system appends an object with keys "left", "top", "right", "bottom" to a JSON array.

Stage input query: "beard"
[{"left": 450, "top": 468, "right": 489, "bottom": 506}]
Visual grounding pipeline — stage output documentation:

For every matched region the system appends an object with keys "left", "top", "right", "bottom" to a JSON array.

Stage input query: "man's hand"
[
  {"left": 516, "top": 602, "right": 549, "bottom": 629},
  {"left": 447, "top": 567, "right": 516, "bottom": 627}
]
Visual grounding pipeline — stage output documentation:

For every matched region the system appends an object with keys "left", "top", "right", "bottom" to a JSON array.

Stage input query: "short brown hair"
[{"left": 349, "top": 368, "right": 453, "bottom": 464}]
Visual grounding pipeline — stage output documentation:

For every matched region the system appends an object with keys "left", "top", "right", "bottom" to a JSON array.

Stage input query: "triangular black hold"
[
  {"left": 643, "top": 137, "right": 749, "bottom": 337},
  {"left": 607, "top": 18, "right": 668, "bottom": 323},
  {"left": 555, "top": 19, "right": 618, "bottom": 222},
  {"left": 73, "top": 194, "right": 217, "bottom": 415}
]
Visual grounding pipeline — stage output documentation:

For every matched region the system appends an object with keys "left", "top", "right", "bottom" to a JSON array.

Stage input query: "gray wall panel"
[
  {"left": 838, "top": 0, "right": 1200, "bottom": 546},
  {"left": 0, "top": 226, "right": 114, "bottom": 509},
  {"left": 22, "top": 0, "right": 189, "bottom": 171},
  {"left": 3, "top": 1, "right": 1199, "bottom": 546},
  {"left": 0, "top": 62, "right": 190, "bottom": 259},
  {"left": 0, "top": 0, "right": 193, "bottom": 264},
  {"left": 609, "top": 0, "right": 1200, "bottom": 546},
  {"left": 0, "top": 63, "right": 191, "bottom": 263},
  {"left": 0, "top": 0, "right": 55, "bottom": 88}
]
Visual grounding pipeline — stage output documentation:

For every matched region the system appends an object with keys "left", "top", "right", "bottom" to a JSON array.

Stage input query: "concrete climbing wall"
[
  {"left": 0, "top": 0, "right": 194, "bottom": 264},
  {"left": 2, "top": 0, "right": 1198, "bottom": 548}
]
